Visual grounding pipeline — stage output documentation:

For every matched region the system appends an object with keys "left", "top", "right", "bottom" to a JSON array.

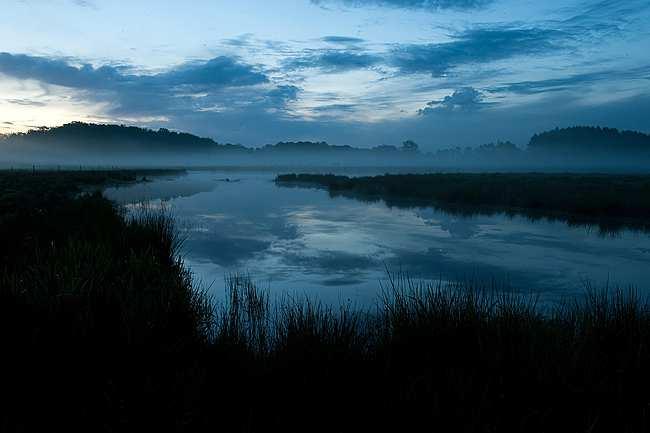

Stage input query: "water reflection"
[
  {"left": 319, "top": 190, "right": 650, "bottom": 237},
  {"left": 105, "top": 170, "right": 650, "bottom": 304}
]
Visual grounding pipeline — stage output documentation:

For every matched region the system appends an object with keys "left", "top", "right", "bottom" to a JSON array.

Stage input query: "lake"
[{"left": 105, "top": 169, "right": 650, "bottom": 305}]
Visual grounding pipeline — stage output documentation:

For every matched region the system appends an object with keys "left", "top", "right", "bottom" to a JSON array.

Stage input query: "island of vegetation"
[
  {"left": 276, "top": 172, "right": 650, "bottom": 232},
  {"left": 1, "top": 168, "right": 650, "bottom": 432}
]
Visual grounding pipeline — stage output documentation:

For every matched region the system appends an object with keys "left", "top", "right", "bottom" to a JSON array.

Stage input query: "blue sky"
[{"left": 1, "top": 0, "right": 649, "bottom": 149}]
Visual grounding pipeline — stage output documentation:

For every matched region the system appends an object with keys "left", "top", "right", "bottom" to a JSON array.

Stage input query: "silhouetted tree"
[{"left": 528, "top": 126, "right": 650, "bottom": 156}]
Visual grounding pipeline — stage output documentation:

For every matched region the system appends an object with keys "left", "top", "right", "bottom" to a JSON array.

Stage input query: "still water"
[{"left": 105, "top": 169, "right": 650, "bottom": 304}]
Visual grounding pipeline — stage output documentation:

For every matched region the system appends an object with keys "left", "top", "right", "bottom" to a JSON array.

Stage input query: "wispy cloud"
[
  {"left": 284, "top": 49, "right": 382, "bottom": 72},
  {"left": 72, "top": 0, "right": 97, "bottom": 9},
  {"left": 5, "top": 98, "right": 47, "bottom": 107},
  {"left": 321, "top": 36, "right": 366, "bottom": 44},
  {"left": 311, "top": 0, "right": 493, "bottom": 11},
  {"left": 390, "top": 27, "right": 565, "bottom": 77},
  {"left": 493, "top": 66, "right": 650, "bottom": 95}
]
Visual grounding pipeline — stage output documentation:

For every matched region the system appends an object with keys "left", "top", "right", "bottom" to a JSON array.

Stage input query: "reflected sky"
[{"left": 105, "top": 170, "right": 650, "bottom": 304}]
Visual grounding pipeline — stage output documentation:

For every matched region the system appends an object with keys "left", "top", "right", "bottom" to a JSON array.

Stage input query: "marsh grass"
[
  {"left": 2, "top": 170, "right": 650, "bottom": 432},
  {"left": 201, "top": 273, "right": 650, "bottom": 432}
]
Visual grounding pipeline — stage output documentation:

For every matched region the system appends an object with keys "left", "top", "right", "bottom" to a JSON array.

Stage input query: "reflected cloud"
[
  {"left": 385, "top": 246, "right": 550, "bottom": 291},
  {"left": 109, "top": 171, "right": 650, "bottom": 302},
  {"left": 185, "top": 236, "right": 271, "bottom": 267}
]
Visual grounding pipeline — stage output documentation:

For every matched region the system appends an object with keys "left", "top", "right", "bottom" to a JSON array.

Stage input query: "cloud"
[
  {"left": 309, "top": 3, "right": 647, "bottom": 80},
  {"left": 564, "top": 0, "right": 650, "bottom": 30},
  {"left": 312, "top": 103, "right": 356, "bottom": 112},
  {"left": 311, "top": 0, "right": 493, "bottom": 11},
  {"left": 0, "top": 52, "right": 288, "bottom": 123},
  {"left": 72, "top": 0, "right": 96, "bottom": 8},
  {"left": 266, "top": 85, "right": 302, "bottom": 102},
  {"left": 321, "top": 36, "right": 366, "bottom": 44},
  {"left": 222, "top": 34, "right": 256, "bottom": 48},
  {"left": 493, "top": 66, "right": 650, "bottom": 95},
  {"left": 309, "top": 104, "right": 358, "bottom": 119},
  {"left": 391, "top": 27, "right": 564, "bottom": 77},
  {"left": 0, "top": 52, "right": 267, "bottom": 90},
  {"left": 186, "top": 236, "right": 271, "bottom": 267},
  {"left": 284, "top": 49, "right": 381, "bottom": 72},
  {"left": 418, "top": 87, "right": 489, "bottom": 115},
  {"left": 0, "top": 52, "right": 125, "bottom": 89},
  {"left": 159, "top": 57, "right": 268, "bottom": 87},
  {"left": 5, "top": 98, "right": 47, "bottom": 107},
  {"left": 282, "top": 250, "right": 376, "bottom": 274}
]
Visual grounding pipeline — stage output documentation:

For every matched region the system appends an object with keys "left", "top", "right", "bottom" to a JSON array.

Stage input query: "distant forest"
[
  {"left": 529, "top": 126, "right": 650, "bottom": 155},
  {"left": 1, "top": 122, "right": 649, "bottom": 169}
]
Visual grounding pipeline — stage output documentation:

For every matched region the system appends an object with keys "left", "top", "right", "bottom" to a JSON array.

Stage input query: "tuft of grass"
[{"left": 202, "top": 272, "right": 650, "bottom": 432}]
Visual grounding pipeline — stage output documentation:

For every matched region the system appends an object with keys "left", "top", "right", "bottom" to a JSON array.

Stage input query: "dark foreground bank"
[
  {"left": 2, "top": 170, "right": 650, "bottom": 432},
  {"left": 276, "top": 172, "right": 650, "bottom": 233}
]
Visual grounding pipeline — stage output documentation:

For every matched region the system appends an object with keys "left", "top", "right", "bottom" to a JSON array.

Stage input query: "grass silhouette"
[{"left": 1, "top": 170, "right": 650, "bottom": 432}]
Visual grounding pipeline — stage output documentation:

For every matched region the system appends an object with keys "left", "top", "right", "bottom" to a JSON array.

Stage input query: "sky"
[{"left": 0, "top": 0, "right": 649, "bottom": 149}]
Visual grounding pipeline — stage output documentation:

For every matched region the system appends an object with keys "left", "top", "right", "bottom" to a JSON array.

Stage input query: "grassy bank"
[
  {"left": 210, "top": 275, "right": 650, "bottom": 433},
  {"left": 2, "top": 170, "right": 650, "bottom": 432},
  {"left": 0, "top": 169, "right": 209, "bottom": 431},
  {"left": 276, "top": 172, "right": 650, "bottom": 232}
]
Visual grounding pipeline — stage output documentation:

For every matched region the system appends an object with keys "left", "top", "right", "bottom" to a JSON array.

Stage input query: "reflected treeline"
[
  {"left": 276, "top": 173, "right": 650, "bottom": 235},
  {"left": 104, "top": 171, "right": 221, "bottom": 203}
]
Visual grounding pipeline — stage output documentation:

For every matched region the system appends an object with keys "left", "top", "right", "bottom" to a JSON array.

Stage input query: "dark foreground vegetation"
[
  {"left": 2, "top": 170, "right": 650, "bottom": 432},
  {"left": 277, "top": 172, "right": 650, "bottom": 233}
]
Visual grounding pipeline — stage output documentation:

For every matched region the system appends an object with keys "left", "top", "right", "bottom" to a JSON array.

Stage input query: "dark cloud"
[
  {"left": 385, "top": 246, "right": 547, "bottom": 290},
  {"left": 321, "top": 36, "right": 366, "bottom": 44},
  {"left": 564, "top": 0, "right": 650, "bottom": 31},
  {"left": 493, "top": 66, "right": 650, "bottom": 95},
  {"left": 0, "top": 52, "right": 126, "bottom": 89},
  {"left": 0, "top": 52, "right": 267, "bottom": 91},
  {"left": 311, "top": 0, "right": 493, "bottom": 11},
  {"left": 311, "top": 104, "right": 357, "bottom": 113},
  {"left": 0, "top": 52, "right": 290, "bottom": 128},
  {"left": 160, "top": 57, "right": 268, "bottom": 87},
  {"left": 284, "top": 49, "right": 381, "bottom": 72},
  {"left": 391, "top": 27, "right": 564, "bottom": 77},
  {"left": 266, "top": 85, "right": 301, "bottom": 102},
  {"left": 418, "top": 87, "right": 489, "bottom": 115},
  {"left": 305, "top": 3, "right": 646, "bottom": 79},
  {"left": 186, "top": 236, "right": 271, "bottom": 267},
  {"left": 321, "top": 276, "right": 366, "bottom": 286},
  {"left": 282, "top": 250, "right": 376, "bottom": 274}
]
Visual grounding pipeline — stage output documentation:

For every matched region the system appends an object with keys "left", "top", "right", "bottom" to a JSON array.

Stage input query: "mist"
[{"left": 2, "top": 122, "right": 650, "bottom": 173}]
